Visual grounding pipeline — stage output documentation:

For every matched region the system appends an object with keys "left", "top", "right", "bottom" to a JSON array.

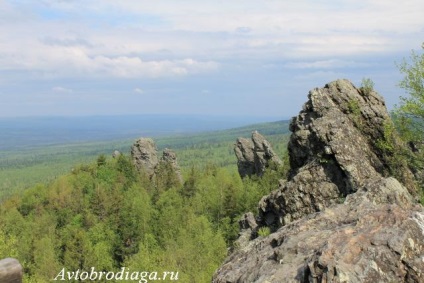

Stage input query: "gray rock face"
[
  {"left": 159, "top": 148, "right": 183, "bottom": 184},
  {"left": 131, "top": 138, "right": 159, "bottom": 178},
  {"left": 258, "top": 79, "right": 417, "bottom": 228},
  {"left": 235, "top": 131, "right": 282, "bottom": 178},
  {"left": 112, "top": 150, "right": 121, "bottom": 158},
  {"left": 213, "top": 79, "right": 423, "bottom": 283},
  {"left": 213, "top": 178, "right": 424, "bottom": 283},
  {"left": 235, "top": 138, "right": 256, "bottom": 178},
  {"left": 131, "top": 138, "right": 182, "bottom": 184},
  {"left": 0, "top": 258, "right": 23, "bottom": 283}
]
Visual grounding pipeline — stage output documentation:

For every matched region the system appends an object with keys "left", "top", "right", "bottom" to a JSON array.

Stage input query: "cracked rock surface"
[{"left": 213, "top": 79, "right": 423, "bottom": 283}]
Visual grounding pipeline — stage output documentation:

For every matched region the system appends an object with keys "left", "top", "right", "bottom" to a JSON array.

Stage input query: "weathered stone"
[
  {"left": 131, "top": 138, "right": 158, "bottom": 178},
  {"left": 0, "top": 258, "right": 23, "bottom": 283},
  {"left": 235, "top": 131, "right": 282, "bottom": 178},
  {"left": 159, "top": 148, "right": 183, "bottom": 184},
  {"left": 213, "top": 178, "right": 424, "bottom": 283},
  {"left": 112, "top": 150, "right": 121, "bottom": 158},
  {"left": 235, "top": 137, "right": 256, "bottom": 178},
  {"left": 131, "top": 138, "right": 183, "bottom": 183},
  {"left": 213, "top": 79, "right": 423, "bottom": 283},
  {"left": 239, "top": 212, "right": 258, "bottom": 231},
  {"left": 235, "top": 212, "right": 259, "bottom": 249},
  {"left": 258, "top": 79, "right": 418, "bottom": 228}
]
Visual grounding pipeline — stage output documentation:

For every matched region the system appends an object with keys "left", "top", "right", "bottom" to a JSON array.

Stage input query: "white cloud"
[
  {"left": 134, "top": 88, "right": 144, "bottom": 94},
  {"left": 52, "top": 86, "right": 73, "bottom": 93},
  {"left": 1, "top": 0, "right": 424, "bottom": 117},
  {"left": 284, "top": 59, "right": 371, "bottom": 69},
  {"left": 0, "top": 0, "right": 422, "bottom": 77}
]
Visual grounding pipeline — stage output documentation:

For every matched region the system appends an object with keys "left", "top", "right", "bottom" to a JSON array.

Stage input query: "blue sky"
[{"left": 1, "top": 0, "right": 423, "bottom": 119}]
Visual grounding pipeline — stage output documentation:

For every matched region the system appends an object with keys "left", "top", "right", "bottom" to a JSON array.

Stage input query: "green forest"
[
  {"left": 0, "top": 120, "right": 290, "bottom": 202},
  {"left": 0, "top": 121, "right": 290, "bottom": 282}
]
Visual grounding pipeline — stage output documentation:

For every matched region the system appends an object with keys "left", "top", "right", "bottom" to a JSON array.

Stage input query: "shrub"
[{"left": 360, "top": 77, "right": 374, "bottom": 96}]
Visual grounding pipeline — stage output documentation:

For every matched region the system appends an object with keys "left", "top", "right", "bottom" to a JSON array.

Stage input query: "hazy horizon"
[{"left": 0, "top": 114, "right": 289, "bottom": 150}]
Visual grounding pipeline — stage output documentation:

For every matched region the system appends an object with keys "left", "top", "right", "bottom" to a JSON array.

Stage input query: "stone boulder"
[
  {"left": 0, "top": 258, "right": 23, "bottom": 283},
  {"left": 235, "top": 131, "right": 282, "bottom": 178}
]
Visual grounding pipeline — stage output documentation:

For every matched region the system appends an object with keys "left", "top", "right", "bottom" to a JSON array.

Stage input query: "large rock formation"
[
  {"left": 235, "top": 131, "right": 282, "bottom": 178},
  {"left": 131, "top": 138, "right": 159, "bottom": 178},
  {"left": 214, "top": 178, "right": 424, "bottom": 283},
  {"left": 213, "top": 79, "right": 423, "bottom": 283},
  {"left": 131, "top": 138, "right": 182, "bottom": 183},
  {"left": 158, "top": 148, "right": 183, "bottom": 184},
  {"left": 258, "top": 79, "right": 417, "bottom": 228}
]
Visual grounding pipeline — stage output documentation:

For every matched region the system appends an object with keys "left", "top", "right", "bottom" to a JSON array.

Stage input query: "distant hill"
[{"left": 0, "top": 115, "right": 285, "bottom": 150}]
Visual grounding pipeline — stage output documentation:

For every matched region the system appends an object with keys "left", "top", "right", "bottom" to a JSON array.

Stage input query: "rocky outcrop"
[
  {"left": 213, "top": 178, "right": 424, "bottom": 283},
  {"left": 213, "top": 79, "right": 423, "bottom": 283},
  {"left": 258, "top": 79, "right": 417, "bottom": 228},
  {"left": 131, "top": 138, "right": 159, "bottom": 178},
  {"left": 159, "top": 148, "right": 183, "bottom": 184},
  {"left": 235, "top": 131, "right": 282, "bottom": 178},
  {"left": 0, "top": 258, "right": 23, "bottom": 283},
  {"left": 131, "top": 138, "right": 182, "bottom": 183}
]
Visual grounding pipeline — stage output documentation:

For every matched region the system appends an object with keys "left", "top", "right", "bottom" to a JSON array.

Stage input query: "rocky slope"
[{"left": 213, "top": 79, "right": 423, "bottom": 283}]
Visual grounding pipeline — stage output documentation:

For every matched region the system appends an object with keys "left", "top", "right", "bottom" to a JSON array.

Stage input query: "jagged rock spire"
[{"left": 235, "top": 131, "right": 282, "bottom": 178}]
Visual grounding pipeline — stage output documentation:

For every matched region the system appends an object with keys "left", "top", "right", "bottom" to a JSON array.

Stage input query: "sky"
[{"left": 0, "top": 0, "right": 423, "bottom": 119}]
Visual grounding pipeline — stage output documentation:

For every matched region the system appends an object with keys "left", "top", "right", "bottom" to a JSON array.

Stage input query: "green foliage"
[
  {"left": 96, "top": 154, "right": 107, "bottom": 167},
  {"left": 395, "top": 43, "right": 424, "bottom": 141},
  {"left": 347, "top": 98, "right": 364, "bottom": 129},
  {"left": 0, "top": 226, "right": 18, "bottom": 259},
  {"left": 376, "top": 121, "right": 400, "bottom": 166},
  {"left": 376, "top": 121, "right": 397, "bottom": 154},
  {"left": 257, "top": 226, "right": 271, "bottom": 237},
  {"left": 360, "top": 77, "right": 375, "bottom": 96},
  {"left": 394, "top": 44, "right": 424, "bottom": 197},
  {"left": 0, "top": 121, "right": 290, "bottom": 281},
  {"left": 0, "top": 120, "right": 289, "bottom": 201},
  {"left": 347, "top": 99, "right": 361, "bottom": 116},
  {"left": 374, "top": 120, "right": 420, "bottom": 194},
  {"left": 116, "top": 154, "right": 138, "bottom": 187}
]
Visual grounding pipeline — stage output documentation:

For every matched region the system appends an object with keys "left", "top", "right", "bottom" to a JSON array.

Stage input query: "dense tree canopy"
[{"left": 0, "top": 151, "right": 287, "bottom": 282}]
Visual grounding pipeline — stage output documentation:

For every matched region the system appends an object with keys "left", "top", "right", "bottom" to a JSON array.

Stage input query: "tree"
[
  {"left": 395, "top": 43, "right": 424, "bottom": 200},
  {"left": 395, "top": 43, "right": 424, "bottom": 142}
]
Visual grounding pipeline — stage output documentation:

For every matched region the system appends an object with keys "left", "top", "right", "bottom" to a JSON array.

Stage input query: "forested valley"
[{"left": 0, "top": 121, "right": 290, "bottom": 282}]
